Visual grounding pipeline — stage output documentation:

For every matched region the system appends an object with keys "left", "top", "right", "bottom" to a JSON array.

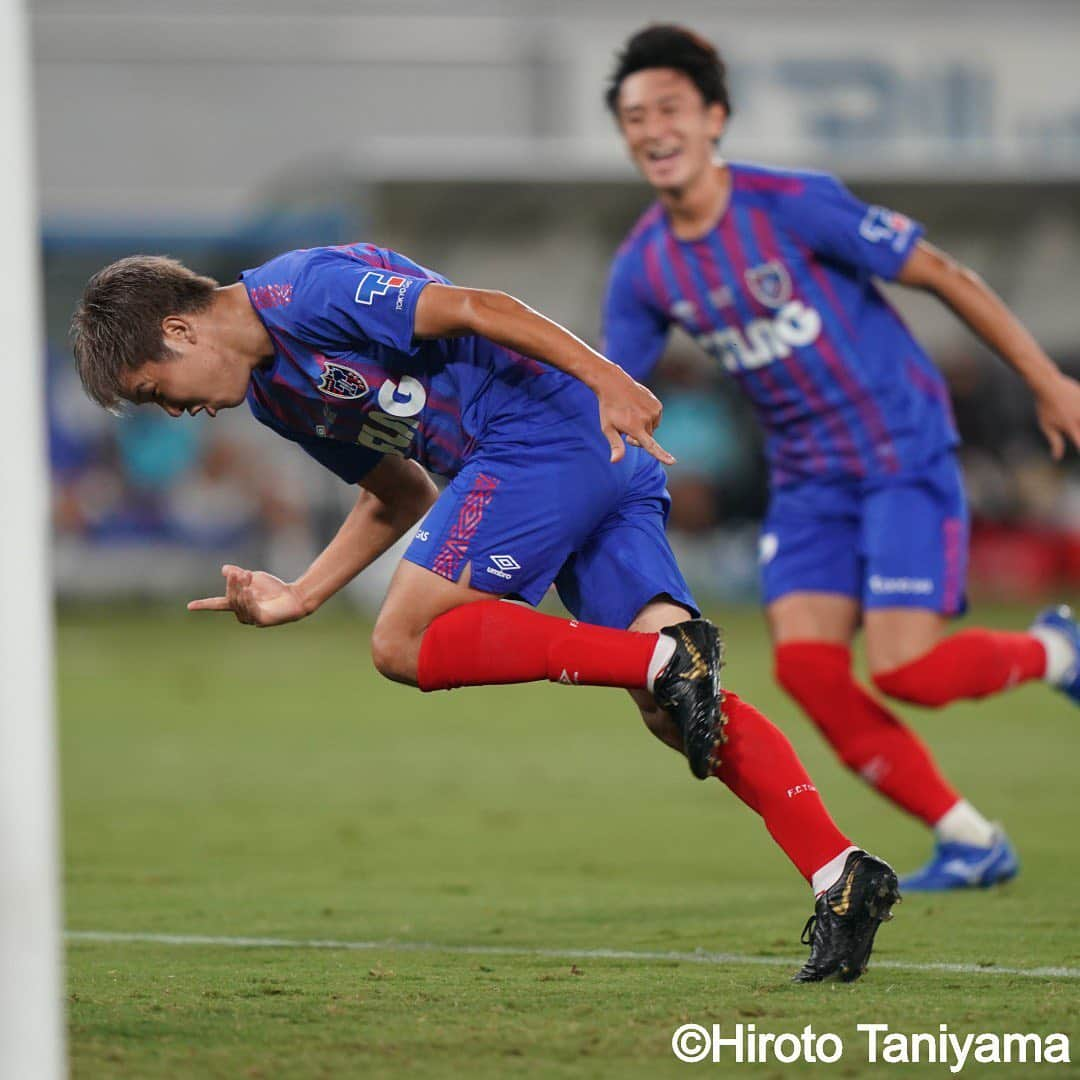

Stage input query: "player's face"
[
  {"left": 121, "top": 328, "right": 251, "bottom": 418},
  {"left": 616, "top": 69, "right": 726, "bottom": 193}
]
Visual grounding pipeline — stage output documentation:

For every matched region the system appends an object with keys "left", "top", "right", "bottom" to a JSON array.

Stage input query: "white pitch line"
[{"left": 65, "top": 931, "right": 1080, "bottom": 980}]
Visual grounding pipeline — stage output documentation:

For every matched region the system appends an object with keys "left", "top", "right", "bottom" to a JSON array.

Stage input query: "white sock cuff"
[
  {"left": 811, "top": 845, "right": 860, "bottom": 897},
  {"left": 933, "top": 798, "right": 997, "bottom": 848},
  {"left": 646, "top": 634, "right": 677, "bottom": 692},
  {"left": 1029, "top": 626, "right": 1075, "bottom": 685}
]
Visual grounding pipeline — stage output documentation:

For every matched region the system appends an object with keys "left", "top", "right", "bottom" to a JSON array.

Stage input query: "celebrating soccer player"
[
  {"left": 73, "top": 243, "right": 901, "bottom": 981},
  {"left": 602, "top": 24, "right": 1080, "bottom": 891}
]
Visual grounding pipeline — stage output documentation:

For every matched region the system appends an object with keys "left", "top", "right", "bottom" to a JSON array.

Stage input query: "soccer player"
[
  {"left": 72, "top": 244, "right": 900, "bottom": 981},
  {"left": 602, "top": 24, "right": 1080, "bottom": 891}
]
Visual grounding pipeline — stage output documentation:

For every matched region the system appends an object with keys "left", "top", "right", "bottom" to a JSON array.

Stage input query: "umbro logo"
[{"left": 486, "top": 553, "right": 521, "bottom": 580}]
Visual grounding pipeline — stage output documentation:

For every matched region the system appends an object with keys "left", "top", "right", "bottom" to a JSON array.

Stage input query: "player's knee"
[
  {"left": 773, "top": 651, "right": 805, "bottom": 699},
  {"left": 370, "top": 620, "right": 418, "bottom": 685}
]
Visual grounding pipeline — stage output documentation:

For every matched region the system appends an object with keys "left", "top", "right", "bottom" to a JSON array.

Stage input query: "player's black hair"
[
  {"left": 605, "top": 24, "right": 732, "bottom": 117},
  {"left": 71, "top": 255, "right": 218, "bottom": 413}
]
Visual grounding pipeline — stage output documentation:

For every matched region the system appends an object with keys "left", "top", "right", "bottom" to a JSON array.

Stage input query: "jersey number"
[{"left": 356, "top": 376, "right": 427, "bottom": 455}]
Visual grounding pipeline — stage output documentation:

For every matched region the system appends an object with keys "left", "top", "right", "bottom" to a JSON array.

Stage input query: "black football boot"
[
  {"left": 652, "top": 619, "right": 725, "bottom": 780},
  {"left": 793, "top": 850, "right": 901, "bottom": 983}
]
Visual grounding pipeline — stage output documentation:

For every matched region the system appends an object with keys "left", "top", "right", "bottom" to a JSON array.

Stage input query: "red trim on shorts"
[
  {"left": 942, "top": 516, "right": 964, "bottom": 614},
  {"left": 431, "top": 473, "right": 500, "bottom": 582}
]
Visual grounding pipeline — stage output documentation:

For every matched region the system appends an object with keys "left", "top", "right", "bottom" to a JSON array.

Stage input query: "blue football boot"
[
  {"left": 900, "top": 829, "right": 1019, "bottom": 892},
  {"left": 1030, "top": 605, "right": 1080, "bottom": 704}
]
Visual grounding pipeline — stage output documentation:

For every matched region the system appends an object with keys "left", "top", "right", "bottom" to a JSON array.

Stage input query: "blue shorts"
[
  {"left": 760, "top": 452, "right": 969, "bottom": 614},
  {"left": 403, "top": 432, "right": 697, "bottom": 630}
]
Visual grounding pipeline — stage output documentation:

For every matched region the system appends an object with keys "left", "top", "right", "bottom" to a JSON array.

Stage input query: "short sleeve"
[
  {"left": 778, "top": 174, "right": 924, "bottom": 281},
  {"left": 601, "top": 251, "right": 671, "bottom": 383},
  {"left": 292, "top": 250, "right": 434, "bottom": 355}
]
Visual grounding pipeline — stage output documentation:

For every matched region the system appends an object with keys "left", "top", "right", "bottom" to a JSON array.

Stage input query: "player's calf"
[
  {"left": 629, "top": 688, "right": 685, "bottom": 754},
  {"left": 410, "top": 595, "right": 728, "bottom": 759},
  {"left": 705, "top": 693, "right": 901, "bottom": 980},
  {"left": 775, "top": 641, "right": 962, "bottom": 827},
  {"left": 872, "top": 629, "right": 1048, "bottom": 707}
]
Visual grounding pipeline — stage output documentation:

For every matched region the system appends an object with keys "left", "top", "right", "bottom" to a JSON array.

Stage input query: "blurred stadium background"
[
  {"left": 36, "top": 3, "right": 1080, "bottom": 1074},
  {"left": 38, "top": 0, "right": 1080, "bottom": 610}
]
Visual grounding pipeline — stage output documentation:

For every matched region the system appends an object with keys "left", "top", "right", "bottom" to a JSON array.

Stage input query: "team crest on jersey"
[
  {"left": 744, "top": 261, "right": 792, "bottom": 309},
  {"left": 317, "top": 361, "right": 369, "bottom": 401}
]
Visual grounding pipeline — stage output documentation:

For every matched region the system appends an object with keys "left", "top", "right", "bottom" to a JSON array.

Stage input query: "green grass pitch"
[{"left": 60, "top": 602, "right": 1079, "bottom": 1077}]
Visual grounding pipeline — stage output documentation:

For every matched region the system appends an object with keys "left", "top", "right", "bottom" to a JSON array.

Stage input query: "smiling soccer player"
[
  {"left": 72, "top": 243, "right": 900, "bottom": 981},
  {"left": 602, "top": 24, "right": 1080, "bottom": 892}
]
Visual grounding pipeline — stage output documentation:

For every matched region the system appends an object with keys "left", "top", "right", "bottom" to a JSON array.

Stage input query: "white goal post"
[{"left": 0, "top": 0, "right": 66, "bottom": 1075}]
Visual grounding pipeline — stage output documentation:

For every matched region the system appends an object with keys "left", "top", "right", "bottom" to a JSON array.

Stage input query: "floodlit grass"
[{"left": 60, "top": 602, "right": 1080, "bottom": 1077}]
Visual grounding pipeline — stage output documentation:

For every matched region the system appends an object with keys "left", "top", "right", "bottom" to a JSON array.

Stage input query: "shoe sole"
[{"left": 836, "top": 866, "right": 901, "bottom": 983}]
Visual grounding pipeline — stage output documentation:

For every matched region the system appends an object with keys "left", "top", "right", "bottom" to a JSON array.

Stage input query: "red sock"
[
  {"left": 776, "top": 642, "right": 959, "bottom": 826},
  {"left": 713, "top": 692, "right": 852, "bottom": 883},
  {"left": 417, "top": 600, "right": 658, "bottom": 692},
  {"left": 873, "top": 629, "right": 1047, "bottom": 708}
]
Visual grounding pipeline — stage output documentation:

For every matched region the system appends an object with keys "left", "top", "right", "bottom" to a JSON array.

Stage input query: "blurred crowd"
[{"left": 944, "top": 349, "right": 1080, "bottom": 603}]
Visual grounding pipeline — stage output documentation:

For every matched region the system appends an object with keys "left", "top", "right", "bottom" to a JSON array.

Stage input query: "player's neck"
[
  {"left": 659, "top": 161, "right": 731, "bottom": 241},
  {"left": 214, "top": 283, "right": 275, "bottom": 372}
]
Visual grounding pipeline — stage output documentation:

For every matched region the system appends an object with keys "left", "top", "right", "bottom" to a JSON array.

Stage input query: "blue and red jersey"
[
  {"left": 240, "top": 243, "right": 582, "bottom": 483},
  {"left": 603, "top": 162, "right": 959, "bottom": 486}
]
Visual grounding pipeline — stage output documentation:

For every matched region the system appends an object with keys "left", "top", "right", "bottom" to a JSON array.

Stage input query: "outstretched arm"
[
  {"left": 898, "top": 240, "right": 1080, "bottom": 459},
  {"left": 413, "top": 283, "right": 674, "bottom": 465},
  {"left": 188, "top": 456, "right": 438, "bottom": 626}
]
